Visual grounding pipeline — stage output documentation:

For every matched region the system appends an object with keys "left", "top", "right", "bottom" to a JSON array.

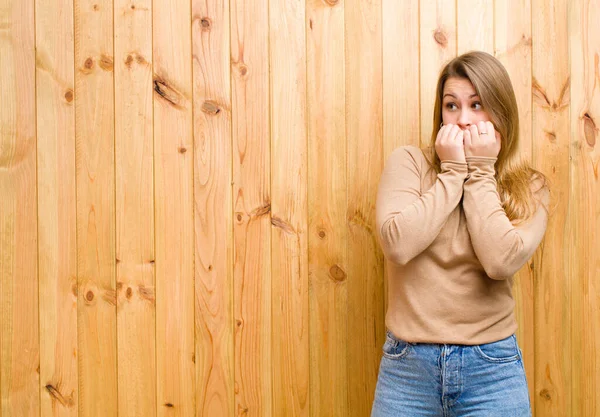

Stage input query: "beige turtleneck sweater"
[{"left": 376, "top": 145, "right": 549, "bottom": 345}]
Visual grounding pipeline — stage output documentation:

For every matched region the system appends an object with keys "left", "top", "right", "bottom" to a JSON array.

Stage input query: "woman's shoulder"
[
  {"left": 385, "top": 145, "right": 435, "bottom": 173},
  {"left": 386, "top": 145, "right": 430, "bottom": 165}
]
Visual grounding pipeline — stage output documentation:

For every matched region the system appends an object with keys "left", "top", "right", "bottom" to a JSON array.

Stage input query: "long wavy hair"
[{"left": 423, "top": 51, "right": 550, "bottom": 224}]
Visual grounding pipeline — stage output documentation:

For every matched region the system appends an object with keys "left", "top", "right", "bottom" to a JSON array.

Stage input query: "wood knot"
[
  {"left": 201, "top": 18, "right": 211, "bottom": 30},
  {"left": 125, "top": 55, "right": 134, "bottom": 68},
  {"left": 84, "top": 58, "right": 94, "bottom": 70},
  {"left": 237, "top": 64, "right": 248, "bottom": 77},
  {"left": 164, "top": 403, "right": 174, "bottom": 408},
  {"left": 583, "top": 112, "right": 597, "bottom": 147},
  {"left": 178, "top": 147, "right": 187, "bottom": 154},
  {"left": 99, "top": 54, "right": 113, "bottom": 71},
  {"left": 539, "top": 389, "right": 551, "bottom": 400},
  {"left": 131, "top": 4, "right": 135, "bottom": 9},
  {"left": 85, "top": 291, "right": 94, "bottom": 302},
  {"left": 64, "top": 90, "right": 74, "bottom": 102},
  {"left": 93, "top": 4, "right": 99, "bottom": 10},
  {"left": 329, "top": 264, "right": 346, "bottom": 282},
  {"left": 201, "top": 100, "right": 221, "bottom": 115},
  {"left": 236, "top": 319, "right": 243, "bottom": 327},
  {"left": 126, "top": 287, "right": 133, "bottom": 299},
  {"left": 433, "top": 28, "right": 448, "bottom": 48},
  {"left": 208, "top": 265, "right": 213, "bottom": 271},
  {"left": 153, "top": 77, "right": 183, "bottom": 108},
  {"left": 135, "top": 54, "right": 147, "bottom": 65},
  {"left": 318, "top": 230, "right": 326, "bottom": 239},
  {"left": 236, "top": 213, "right": 244, "bottom": 223}
]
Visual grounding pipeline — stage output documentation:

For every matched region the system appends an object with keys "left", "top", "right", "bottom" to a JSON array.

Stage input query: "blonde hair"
[{"left": 423, "top": 51, "right": 550, "bottom": 224}]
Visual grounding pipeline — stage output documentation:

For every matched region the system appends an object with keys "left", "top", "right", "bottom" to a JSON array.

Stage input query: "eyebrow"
[{"left": 443, "top": 93, "right": 479, "bottom": 99}]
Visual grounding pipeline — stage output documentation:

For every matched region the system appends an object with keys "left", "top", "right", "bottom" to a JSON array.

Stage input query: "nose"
[{"left": 457, "top": 109, "right": 472, "bottom": 130}]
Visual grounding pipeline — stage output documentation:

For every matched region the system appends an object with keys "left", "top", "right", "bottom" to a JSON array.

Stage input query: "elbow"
[
  {"left": 479, "top": 235, "right": 529, "bottom": 280},
  {"left": 482, "top": 262, "right": 517, "bottom": 280},
  {"left": 480, "top": 251, "right": 525, "bottom": 280},
  {"left": 378, "top": 219, "right": 413, "bottom": 266},
  {"left": 382, "top": 247, "right": 412, "bottom": 267}
]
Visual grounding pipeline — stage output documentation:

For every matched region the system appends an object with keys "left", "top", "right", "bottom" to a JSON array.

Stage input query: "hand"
[
  {"left": 464, "top": 121, "right": 501, "bottom": 158},
  {"left": 435, "top": 124, "right": 466, "bottom": 163}
]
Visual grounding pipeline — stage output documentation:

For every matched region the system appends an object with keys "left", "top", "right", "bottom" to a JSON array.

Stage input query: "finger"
[
  {"left": 441, "top": 124, "right": 455, "bottom": 143},
  {"left": 456, "top": 129, "right": 464, "bottom": 145},
  {"left": 463, "top": 128, "right": 471, "bottom": 147},
  {"left": 451, "top": 125, "right": 461, "bottom": 141},
  {"left": 477, "top": 121, "right": 487, "bottom": 136},
  {"left": 469, "top": 124, "right": 479, "bottom": 144},
  {"left": 436, "top": 124, "right": 448, "bottom": 143},
  {"left": 486, "top": 121, "right": 496, "bottom": 142}
]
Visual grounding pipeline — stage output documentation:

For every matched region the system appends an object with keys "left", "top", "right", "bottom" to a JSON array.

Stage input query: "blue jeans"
[{"left": 371, "top": 330, "right": 532, "bottom": 416}]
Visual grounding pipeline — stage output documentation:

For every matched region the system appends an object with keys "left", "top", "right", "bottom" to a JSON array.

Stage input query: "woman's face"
[{"left": 441, "top": 77, "right": 491, "bottom": 130}]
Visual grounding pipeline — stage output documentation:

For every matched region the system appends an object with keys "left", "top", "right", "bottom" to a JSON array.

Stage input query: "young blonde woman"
[{"left": 371, "top": 51, "right": 549, "bottom": 416}]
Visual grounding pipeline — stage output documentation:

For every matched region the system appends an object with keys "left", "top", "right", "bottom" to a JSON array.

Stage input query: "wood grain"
[
  {"left": 569, "top": 0, "right": 599, "bottom": 415},
  {"left": 346, "top": 0, "right": 384, "bottom": 416},
  {"left": 532, "top": 0, "right": 572, "bottom": 415},
  {"left": 270, "top": 1, "right": 309, "bottom": 416},
  {"left": 494, "top": 0, "right": 535, "bottom": 408},
  {"left": 457, "top": 0, "right": 494, "bottom": 54},
  {"left": 231, "top": 0, "right": 272, "bottom": 416},
  {"left": 154, "top": 0, "right": 195, "bottom": 415},
  {"left": 74, "top": 0, "right": 117, "bottom": 415},
  {"left": 192, "top": 0, "right": 234, "bottom": 416},
  {"left": 307, "top": 1, "right": 347, "bottom": 416},
  {"left": 420, "top": 0, "right": 456, "bottom": 146},
  {"left": 36, "top": 0, "right": 78, "bottom": 414},
  {"left": 382, "top": 0, "right": 420, "bottom": 329},
  {"left": 115, "top": 0, "right": 156, "bottom": 415},
  {"left": 0, "top": 0, "right": 40, "bottom": 415}
]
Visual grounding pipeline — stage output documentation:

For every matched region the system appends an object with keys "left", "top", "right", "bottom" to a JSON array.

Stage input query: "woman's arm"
[
  {"left": 376, "top": 145, "right": 468, "bottom": 266},
  {"left": 462, "top": 156, "right": 550, "bottom": 280}
]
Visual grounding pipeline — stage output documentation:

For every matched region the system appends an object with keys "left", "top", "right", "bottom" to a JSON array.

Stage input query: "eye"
[
  {"left": 472, "top": 102, "right": 483, "bottom": 110},
  {"left": 445, "top": 102, "right": 457, "bottom": 110}
]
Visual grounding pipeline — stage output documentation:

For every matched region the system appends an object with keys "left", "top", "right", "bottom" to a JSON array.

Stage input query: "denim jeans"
[{"left": 371, "top": 330, "right": 532, "bottom": 417}]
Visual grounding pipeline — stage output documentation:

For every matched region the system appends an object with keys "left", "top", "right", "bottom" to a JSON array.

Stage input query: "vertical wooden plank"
[
  {"left": 75, "top": 0, "right": 117, "bottom": 414},
  {"left": 192, "top": 0, "right": 234, "bottom": 416},
  {"left": 153, "top": 0, "right": 195, "bottom": 414},
  {"left": 569, "top": 0, "right": 599, "bottom": 415},
  {"left": 270, "top": 1, "right": 309, "bottom": 416},
  {"left": 383, "top": 0, "right": 419, "bottom": 155},
  {"left": 307, "top": 1, "right": 347, "bottom": 416},
  {"left": 0, "top": 0, "right": 39, "bottom": 414},
  {"left": 420, "top": 0, "right": 456, "bottom": 145},
  {"left": 532, "top": 0, "right": 571, "bottom": 415},
  {"left": 494, "top": 0, "right": 535, "bottom": 408},
  {"left": 495, "top": 0, "right": 533, "bottom": 162},
  {"left": 457, "top": 0, "right": 494, "bottom": 55},
  {"left": 231, "top": 0, "right": 272, "bottom": 415},
  {"left": 114, "top": 0, "right": 155, "bottom": 415},
  {"left": 36, "top": 0, "right": 78, "bottom": 414},
  {"left": 346, "top": 0, "right": 383, "bottom": 416},
  {"left": 382, "top": 0, "right": 419, "bottom": 328}
]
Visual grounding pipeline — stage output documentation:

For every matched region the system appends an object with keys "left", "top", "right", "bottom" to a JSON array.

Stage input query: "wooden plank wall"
[{"left": 0, "top": 0, "right": 598, "bottom": 416}]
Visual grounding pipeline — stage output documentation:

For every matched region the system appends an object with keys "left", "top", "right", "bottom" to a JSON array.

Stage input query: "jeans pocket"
[
  {"left": 382, "top": 330, "right": 412, "bottom": 360},
  {"left": 473, "top": 334, "right": 520, "bottom": 363}
]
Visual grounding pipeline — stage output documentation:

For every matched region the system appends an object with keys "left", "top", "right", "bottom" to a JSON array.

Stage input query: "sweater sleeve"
[
  {"left": 462, "top": 156, "right": 550, "bottom": 280},
  {"left": 376, "top": 146, "right": 468, "bottom": 266}
]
